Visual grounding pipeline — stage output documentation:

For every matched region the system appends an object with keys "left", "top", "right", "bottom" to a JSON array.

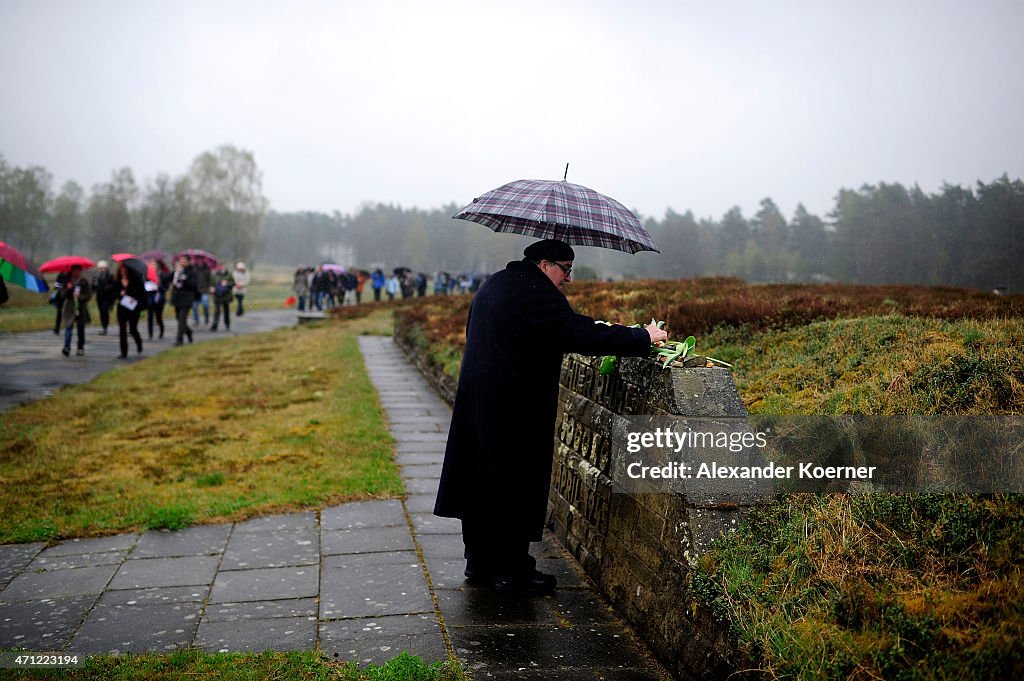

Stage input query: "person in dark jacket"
[
  {"left": 433, "top": 239, "right": 667, "bottom": 596},
  {"left": 209, "top": 264, "right": 235, "bottom": 331},
  {"left": 115, "top": 263, "right": 145, "bottom": 358},
  {"left": 60, "top": 265, "right": 92, "bottom": 356},
  {"left": 92, "top": 260, "right": 117, "bottom": 335},
  {"left": 171, "top": 255, "right": 198, "bottom": 346}
]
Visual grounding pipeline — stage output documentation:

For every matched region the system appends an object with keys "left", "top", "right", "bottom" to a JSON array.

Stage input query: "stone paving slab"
[
  {"left": 2, "top": 564, "right": 119, "bottom": 601},
  {"left": 233, "top": 512, "right": 318, "bottom": 534},
  {"left": 209, "top": 565, "right": 318, "bottom": 604},
  {"left": 321, "top": 552, "right": 433, "bottom": 619},
  {"left": 321, "top": 499, "right": 406, "bottom": 530},
  {"left": 321, "top": 526, "right": 415, "bottom": 555},
  {"left": 203, "top": 598, "right": 318, "bottom": 622},
  {"left": 38, "top": 534, "right": 137, "bottom": 557},
  {"left": 221, "top": 528, "right": 319, "bottom": 570},
  {"left": 97, "top": 586, "right": 209, "bottom": 607},
  {"left": 0, "top": 543, "right": 46, "bottom": 590},
  {"left": 409, "top": 513, "right": 462, "bottom": 535},
  {"left": 108, "top": 555, "right": 221, "bottom": 590},
  {"left": 133, "top": 525, "right": 231, "bottom": 559},
  {"left": 320, "top": 613, "right": 447, "bottom": 667},
  {"left": 28, "top": 549, "right": 129, "bottom": 571},
  {"left": 401, "top": 463, "right": 444, "bottom": 478},
  {"left": 196, "top": 615, "right": 318, "bottom": 653},
  {"left": 449, "top": 624, "right": 652, "bottom": 674},
  {"left": 70, "top": 601, "right": 203, "bottom": 654},
  {"left": 0, "top": 596, "right": 96, "bottom": 649}
]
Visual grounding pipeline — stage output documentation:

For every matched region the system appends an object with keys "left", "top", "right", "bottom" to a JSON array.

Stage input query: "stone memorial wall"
[
  {"left": 394, "top": 326, "right": 759, "bottom": 679},
  {"left": 550, "top": 353, "right": 758, "bottom": 680}
]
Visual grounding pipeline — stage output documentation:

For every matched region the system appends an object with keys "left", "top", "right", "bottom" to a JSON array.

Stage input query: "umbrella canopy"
[
  {"left": 39, "top": 255, "right": 96, "bottom": 273},
  {"left": 454, "top": 178, "right": 659, "bottom": 254},
  {"left": 111, "top": 253, "right": 157, "bottom": 283},
  {"left": 174, "top": 249, "right": 219, "bottom": 269},
  {"left": 321, "top": 263, "right": 345, "bottom": 273},
  {"left": 140, "top": 249, "right": 170, "bottom": 263},
  {"left": 0, "top": 241, "right": 48, "bottom": 293}
]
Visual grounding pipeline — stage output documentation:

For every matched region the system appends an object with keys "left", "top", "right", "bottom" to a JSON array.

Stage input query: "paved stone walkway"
[{"left": 0, "top": 330, "right": 668, "bottom": 678}]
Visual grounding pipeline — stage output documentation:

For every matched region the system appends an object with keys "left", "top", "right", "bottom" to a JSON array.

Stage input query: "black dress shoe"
[
  {"left": 464, "top": 567, "right": 495, "bottom": 587},
  {"left": 494, "top": 570, "right": 557, "bottom": 596}
]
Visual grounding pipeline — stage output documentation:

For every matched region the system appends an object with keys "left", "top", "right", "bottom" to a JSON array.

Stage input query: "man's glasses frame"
[{"left": 549, "top": 261, "right": 573, "bottom": 277}]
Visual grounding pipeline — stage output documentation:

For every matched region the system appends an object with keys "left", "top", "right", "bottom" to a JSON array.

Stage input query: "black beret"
[{"left": 523, "top": 239, "right": 575, "bottom": 262}]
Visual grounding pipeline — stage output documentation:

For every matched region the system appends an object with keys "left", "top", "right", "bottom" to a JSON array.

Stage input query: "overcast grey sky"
[{"left": 2, "top": 0, "right": 1022, "bottom": 223}]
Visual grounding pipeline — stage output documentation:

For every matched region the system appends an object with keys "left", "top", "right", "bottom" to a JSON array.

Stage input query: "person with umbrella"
[
  {"left": 433, "top": 239, "right": 667, "bottom": 596},
  {"left": 171, "top": 254, "right": 198, "bottom": 345},
  {"left": 114, "top": 262, "right": 145, "bottom": 358},
  {"left": 59, "top": 265, "right": 92, "bottom": 356}
]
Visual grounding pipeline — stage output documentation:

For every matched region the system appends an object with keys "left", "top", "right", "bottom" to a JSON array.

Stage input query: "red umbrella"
[
  {"left": 39, "top": 255, "right": 95, "bottom": 273},
  {"left": 111, "top": 253, "right": 157, "bottom": 283}
]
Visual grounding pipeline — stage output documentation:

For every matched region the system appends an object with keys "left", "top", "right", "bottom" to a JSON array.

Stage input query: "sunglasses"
[{"left": 549, "top": 261, "right": 573, "bottom": 276}]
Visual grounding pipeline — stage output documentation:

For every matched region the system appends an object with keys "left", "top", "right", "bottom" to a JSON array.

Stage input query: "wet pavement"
[{"left": 0, "top": 329, "right": 669, "bottom": 678}]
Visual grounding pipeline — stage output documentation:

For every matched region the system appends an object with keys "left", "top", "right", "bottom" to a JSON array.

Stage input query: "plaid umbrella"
[{"left": 453, "top": 179, "right": 659, "bottom": 254}]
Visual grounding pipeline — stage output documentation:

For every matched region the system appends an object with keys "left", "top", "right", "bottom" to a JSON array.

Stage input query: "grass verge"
[
  {"left": 2, "top": 650, "right": 467, "bottom": 680},
  {"left": 701, "top": 315, "right": 1024, "bottom": 415},
  {"left": 689, "top": 493, "right": 1024, "bottom": 680},
  {"left": 0, "top": 316, "right": 403, "bottom": 544}
]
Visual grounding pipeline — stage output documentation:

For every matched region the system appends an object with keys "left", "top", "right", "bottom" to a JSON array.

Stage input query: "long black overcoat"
[{"left": 434, "top": 260, "right": 651, "bottom": 542}]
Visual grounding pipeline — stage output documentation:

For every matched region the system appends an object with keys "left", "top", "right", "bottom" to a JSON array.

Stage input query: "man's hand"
[{"left": 645, "top": 322, "right": 668, "bottom": 344}]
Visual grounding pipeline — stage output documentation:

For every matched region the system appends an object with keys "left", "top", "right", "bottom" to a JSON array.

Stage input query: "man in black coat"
[
  {"left": 92, "top": 260, "right": 117, "bottom": 335},
  {"left": 171, "top": 255, "right": 198, "bottom": 346},
  {"left": 434, "top": 239, "right": 667, "bottom": 596}
]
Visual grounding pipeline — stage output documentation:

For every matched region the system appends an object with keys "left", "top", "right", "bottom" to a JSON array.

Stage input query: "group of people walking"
[
  {"left": 291, "top": 266, "right": 487, "bottom": 311},
  {"left": 52, "top": 256, "right": 249, "bottom": 357}
]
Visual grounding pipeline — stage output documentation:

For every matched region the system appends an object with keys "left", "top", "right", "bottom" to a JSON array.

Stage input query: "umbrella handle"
[{"left": 563, "top": 163, "right": 569, "bottom": 181}]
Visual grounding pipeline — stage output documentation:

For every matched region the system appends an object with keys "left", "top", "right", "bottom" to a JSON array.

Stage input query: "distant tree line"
[
  {"left": 263, "top": 175, "right": 1023, "bottom": 292},
  {"left": 0, "top": 145, "right": 267, "bottom": 266},
  {"left": 3, "top": 146, "right": 1020, "bottom": 292}
]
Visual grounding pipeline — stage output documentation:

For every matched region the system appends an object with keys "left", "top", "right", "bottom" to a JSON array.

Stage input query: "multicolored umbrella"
[
  {"left": 0, "top": 241, "right": 48, "bottom": 292},
  {"left": 454, "top": 178, "right": 659, "bottom": 254},
  {"left": 38, "top": 255, "right": 96, "bottom": 273}
]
